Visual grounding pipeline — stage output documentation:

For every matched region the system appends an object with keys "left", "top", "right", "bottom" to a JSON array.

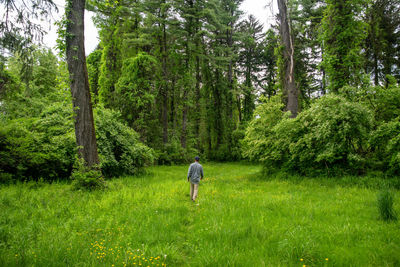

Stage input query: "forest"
[
  {"left": 1, "top": 0, "right": 400, "bottom": 265},
  {"left": 1, "top": 0, "right": 400, "bottom": 184}
]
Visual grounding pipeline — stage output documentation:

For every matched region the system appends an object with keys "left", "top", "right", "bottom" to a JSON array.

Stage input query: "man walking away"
[{"left": 187, "top": 156, "right": 204, "bottom": 202}]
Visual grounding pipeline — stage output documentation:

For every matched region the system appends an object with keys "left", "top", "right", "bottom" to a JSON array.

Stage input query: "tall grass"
[
  {"left": 378, "top": 189, "right": 397, "bottom": 221},
  {"left": 0, "top": 162, "right": 399, "bottom": 266}
]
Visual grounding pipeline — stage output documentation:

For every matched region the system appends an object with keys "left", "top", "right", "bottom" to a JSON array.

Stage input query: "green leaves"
[
  {"left": 243, "top": 94, "right": 375, "bottom": 175},
  {"left": 95, "top": 107, "right": 155, "bottom": 177},
  {"left": 320, "top": 0, "right": 368, "bottom": 92}
]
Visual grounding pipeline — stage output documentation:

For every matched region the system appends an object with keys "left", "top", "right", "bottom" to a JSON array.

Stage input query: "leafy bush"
[
  {"left": 242, "top": 95, "right": 287, "bottom": 166},
  {"left": 287, "top": 94, "right": 373, "bottom": 175},
  {"left": 95, "top": 107, "right": 155, "bottom": 177},
  {"left": 156, "top": 137, "right": 201, "bottom": 165},
  {"left": 243, "top": 94, "right": 374, "bottom": 175},
  {"left": 0, "top": 103, "right": 76, "bottom": 182},
  {"left": 339, "top": 80, "right": 400, "bottom": 124},
  {"left": 377, "top": 189, "right": 397, "bottom": 221},
  {"left": 71, "top": 158, "right": 105, "bottom": 190},
  {"left": 0, "top": 106, "right": 155, "bottom": 182},
  {"left": 370, "top": 118, "right": 400, "bottom": 174}
]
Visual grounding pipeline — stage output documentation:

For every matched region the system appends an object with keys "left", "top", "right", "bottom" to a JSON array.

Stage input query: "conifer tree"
[{"left": 320, "top": 0, "right": 367, "bottom": 92}]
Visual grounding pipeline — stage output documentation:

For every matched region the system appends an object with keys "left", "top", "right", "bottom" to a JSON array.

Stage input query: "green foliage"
[
  {"left": 0, "top": 48, "right": 155, "bottom": 182},
  {"left": 95, "top": 107, "right": 155, "bottom": 177},
  {"left": 320, "top": 0, "right": 368, "bottom": 92},
  {"left": 0, "top": 62, "right": 19, "bottom": 98},
  {"left": 0, "top": 103, "right": 76, "bottom": 182},
  {"left": 377, "top": 189, "right": 397, "bottom": 221},
  {"left": 115, "top": 52, "right": 159, "bottom": 140},
  {"left": 71, "top": 158, "right": 105, "bottom": 190},
  {"left": 370, "top": 118, "right": 400, "bottom": 174},
  {"left": 0, "top": 103, "right": 155, "bottom": 182},
  {"left": 244, "top": 94, "right": 374, "bottom": 175},
  {"left": 156, "top": 137, "right": 200, "bottom": 165},
  {"left": 87, "top": 49, "right": 103, "bottom": 105},
  {"left": 288, "top": 94, "right": 373, "bottom": 175},
  {"left": 242, "top": 95, "right": 286, "bottom": 165}
]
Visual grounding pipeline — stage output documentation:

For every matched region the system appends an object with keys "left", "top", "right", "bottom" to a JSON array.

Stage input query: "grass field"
[{"left": 1, "top": 162, "right": 399, "bottom": 266}]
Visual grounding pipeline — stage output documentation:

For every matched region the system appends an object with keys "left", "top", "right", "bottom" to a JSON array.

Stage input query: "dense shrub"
[
  {"left": 288, "top": 95, "right": 373, "bottom": 175},
  {"left": 71, "top": 158, "right": 105, "bottom": 190},
  {"left": 243, "top": 94, "right": 374, "bottom": 175},
  {"left": 370, "top": 118, "right": 400, "bottom": 174},
  {"left": 95, "top": 107, "right": 155, "bottom": 177},
  {"left": 242, "top": 95, "right": 288, "bottom": 170},
  {"left": 0, "top": 49, "right": 155, "bottom": 183},
  {"left": 0, "top": 102, "right": 76, "bottom": 181},
  {"left": 0, "top": 107, "right": 155, "bottom": 182},
  {"left": 156, "top": 137, "right": 201, "bottom": 165}
]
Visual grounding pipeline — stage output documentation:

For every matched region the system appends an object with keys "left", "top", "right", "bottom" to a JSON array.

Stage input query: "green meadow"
[{"left": 1, "top": 162, "right": 399, "bottom": 266}]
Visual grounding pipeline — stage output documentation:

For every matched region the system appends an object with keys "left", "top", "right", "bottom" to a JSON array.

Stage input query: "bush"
[
  {"left": 242, "top": 95, "right": 287, "bottom": 166},
  {"left": 243, "top": 94, "right": 374, "bottom": 175},
  {"left": 377, "top": 189, "right": 397, "bottom": 221},
  {"left": 0, "top": 103, "right": 76, "bottom": 182},
  {"left": 156, "top": 137, "right": 201, "bottom": 165},
  {"left": 95, "top": 107, "right": 155, "bottom": 177},
  {"left": 287, "top": 94, "right": 373, "bottom": 175},
  {"left": 71, "top": 158, "right": 105, "bottom": 190},
  {"left": 0, "top": 104, "right": 154, "bottom": 182},
  {"left": 370, "top": 118, "right": 400, "bottom": 174}
]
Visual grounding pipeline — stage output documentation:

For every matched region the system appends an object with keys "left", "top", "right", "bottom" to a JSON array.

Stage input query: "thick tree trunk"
[
  {"left": 277, "top": 0, "right": 299, "bottom": 118},
  {"left": 66, "top": 0, "right": 100, "bottom": 167}
]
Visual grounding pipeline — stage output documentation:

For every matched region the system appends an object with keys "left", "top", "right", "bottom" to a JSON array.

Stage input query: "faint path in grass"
[{"left": 136, "top": 161, "right": 262, "bottom": 265}]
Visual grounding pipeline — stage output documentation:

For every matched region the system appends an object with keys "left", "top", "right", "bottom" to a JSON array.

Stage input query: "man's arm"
[
  {"left": 187, "top": 165, "right": 192, "bottom": 181},
  {"left": 200, "top": 166, "right": 204, "bottom": 179}
]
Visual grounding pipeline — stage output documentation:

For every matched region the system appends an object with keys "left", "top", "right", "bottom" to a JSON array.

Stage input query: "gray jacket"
[{"left": 187, "top": 162, "right": 204, "bottom": 184}]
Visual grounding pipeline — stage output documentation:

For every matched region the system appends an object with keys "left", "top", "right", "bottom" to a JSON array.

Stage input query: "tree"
[
  {"left": 288, "top": 0, "right": 325, "bottom": 99},
  {"left": 277, "top": 0, "right": 299, "bottom": 117},
  {"left": 320, "top": 0, "right": 367, "bottom": 92},
  {"left": 238, "top": 15, "right": 264, "bottom": 121},
  {"left": 365, "top": 0, "right": 400, "bottom": 85},
  {"left": 261, "top": 29, "right": 278, "bottom": 98},
  {"left": 0, "top": 0, "right": 57, "bottom": 54},
  {"left": 65, "top": 0, "right": 100, "bottom": 167},
  {"left": 115, "top": 52, "right": 160, "bottom": 143}
]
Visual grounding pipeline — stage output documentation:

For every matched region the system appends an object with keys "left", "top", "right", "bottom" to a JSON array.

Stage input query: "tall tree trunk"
[
  {"left": 181, "top": 88, "right": 189, "bottom": 148},
  {"left": 161, "top": 14, "right": 168, "bottom": 144},
  {"left": 66, "top": 0, "right": 100, "bottom": 167},
  {"left": 194, "top": 21, "right": 201, "bottom": 149},
  {"left": 277, "top": 0, "right": 299, "bottom": 118},
  {"left": 227, "top": 24, "right": 234, "bottom": 121},
  {"left": 237, "top": 95, "right": 242, "bottom": 122},
  {"left": 373, "top": 51, "right": 379, "bottom": 86}
]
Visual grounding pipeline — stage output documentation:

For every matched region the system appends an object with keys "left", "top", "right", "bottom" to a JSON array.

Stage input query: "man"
[{"left": 187, "top": 156, "right": 204, "bottom": 202}]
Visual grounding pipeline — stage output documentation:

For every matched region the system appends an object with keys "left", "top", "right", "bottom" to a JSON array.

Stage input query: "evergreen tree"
[
  {"left": 320, "top": 0, "right": 367, "bottom": 92},
  {"left": 65, "top": 0, "right": 100, "bottom": 168},
  {"left": 238, "top": 15, "right": 263, "bottom": 121},
  {"left": 365, "top": 0, "right": 400, "bottom": 85}
]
